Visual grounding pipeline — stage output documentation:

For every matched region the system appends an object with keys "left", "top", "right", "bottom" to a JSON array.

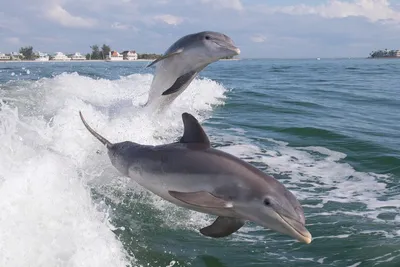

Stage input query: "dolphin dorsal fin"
[{"left": 179, "top": 113, "right": 210, "bottom": 146}]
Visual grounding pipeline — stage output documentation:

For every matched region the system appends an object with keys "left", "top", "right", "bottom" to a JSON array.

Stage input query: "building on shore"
[
  {"left": 51, "top": 52, "right": 71, "bottom": 61},
  {"left": 122, "top": 50, "right": 138, "bottom": 60},
  {"left": 396, "top": 50, "right": 400, "bottom": 57},
  {"left": 70, "top": 52, "right": 86, "bottom": 60},
  {"left": 106, "top": 50, "right": 124, "bottom": 61},
  {"left": 0, "top": 52, "right": 22, "bottom": 61},
  {"left": 35, "top": 52, "right": 50, "bottom": 61},
  {"left": 0, "top": 53, "right": 11, "bottom": 61},
  {"left": 11, "top": 52, "right": 23, "bottom": 60}
]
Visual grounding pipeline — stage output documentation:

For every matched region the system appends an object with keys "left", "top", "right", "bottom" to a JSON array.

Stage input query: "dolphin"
[
  {"left": 143, "top": 31, "right": 240, "bottom": 113},
  {"left": 78, "top": 111, "right": 312, "bottom": 244}
]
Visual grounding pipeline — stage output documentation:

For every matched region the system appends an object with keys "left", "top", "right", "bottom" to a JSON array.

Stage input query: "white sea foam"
[{"left": 0, "top": 72, "right": 227, "bottom": 267}]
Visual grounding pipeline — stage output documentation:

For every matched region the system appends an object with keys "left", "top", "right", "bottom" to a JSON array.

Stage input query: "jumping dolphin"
[
  {"left": 78, "top": 111, "right": 312, "bottom": 244},
  {"left": 143, "top": 31, "right": 240, "bottom": 113}
]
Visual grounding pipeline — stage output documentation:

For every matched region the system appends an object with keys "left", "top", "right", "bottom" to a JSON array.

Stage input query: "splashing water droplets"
[{"left": 0, "top": 72, "right": 227, "bottom": 267}]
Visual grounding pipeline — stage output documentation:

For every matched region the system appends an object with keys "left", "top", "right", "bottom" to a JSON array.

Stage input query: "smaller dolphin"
[
  {"left": 143, "top": 31, "right": 240, "bottom": 113},
  {"left": 78, "top": 111, "right": 312, "bottom": 244}
]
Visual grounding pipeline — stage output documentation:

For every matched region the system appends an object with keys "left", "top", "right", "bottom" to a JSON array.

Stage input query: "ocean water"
[{"left": 0, "top": 59, "right": 399, "bottom": 267}]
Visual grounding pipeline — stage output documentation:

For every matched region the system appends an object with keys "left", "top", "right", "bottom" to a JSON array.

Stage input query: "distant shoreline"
[
  {"left": 367, "top": 57, "right": 400, "bottom": 59},
  {"left": 4, "top": 57, "right": 400, "bottom": 62},
  {"left": 0, "top": 58, "right": 240, "bottom": 63},
  {"left": 0, "top": 59, "right": 153, "bottom": 63}
]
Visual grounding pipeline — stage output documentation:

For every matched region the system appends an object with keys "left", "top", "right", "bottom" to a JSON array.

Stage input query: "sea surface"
[{"left": 0, "top": 59, "right": 399, "bottom": 267}]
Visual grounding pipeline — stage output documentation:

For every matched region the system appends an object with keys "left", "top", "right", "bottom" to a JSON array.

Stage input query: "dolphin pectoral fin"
[
  {"left": 179, "top": 113, "right": 210, "bottom": 145},
  {"left": 161, "top": 71, "right": 198, "bottom": 96},
  {"left": 168, "top": 190, "right": 229, "bottom": 208},
  {"left": 146, "top": 48, "right": 183, "bottom": 68},
  {"left": 200, "top": 217, "right": 245, "bottom": 238}
]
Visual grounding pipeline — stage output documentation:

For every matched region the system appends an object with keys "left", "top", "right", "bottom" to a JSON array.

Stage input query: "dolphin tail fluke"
[{"left": 78, "top": 111, "right": 113, "bottom": 149}]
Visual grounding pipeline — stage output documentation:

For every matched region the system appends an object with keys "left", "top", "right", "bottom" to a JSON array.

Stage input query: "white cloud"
[
  {"left": 155, "top": 0, "right": 169, "bottom": 4},
  {"left": 153, "top": 14, "right": 183, "bottom": 25},
  {"left": 45, "top": 4, "right": 96, "bottom": 28},
  {"left": 5, "top": 37, "right": 20, "bottom": 44},
  {"left": 0, "top": 12, "right": 24, "bottom": 32},
  {"left": 258, "top": 0, "right": 400, "bottom": 23},
  {"left": 33, "top": 36, "right": 69, "bottom": 43},
  {"left": 251, "top": 34, "right": 266, "bottom": 43},
  {"left": 200, "top": 0, "right": 243, "bottom": 11},
  {"left": 111, "top": 22, "right": 138, "bottom": 31}
]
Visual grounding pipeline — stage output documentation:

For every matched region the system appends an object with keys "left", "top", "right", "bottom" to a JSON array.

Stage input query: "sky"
[{"left": 1, "top": 0, "right": 400, "bottom": 58}]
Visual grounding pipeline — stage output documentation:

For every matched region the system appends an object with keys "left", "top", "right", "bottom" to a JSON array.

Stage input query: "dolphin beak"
[
  {"left": 214, "top": 41, "right": 240, "bottom": 56},
  {"left": 240, "top": 208, "right": 312, "bottom": 244},
  {"left": 279, "top": 214, "right": 312, "bottom": 244},
  {"left": 233, "top": 47, "right": 241, "bottom": 55},
  {"left": 227, "top": 46, "right": 240, "bottom": 55},
  {"left": 301, "top": 232, "right": 312, "bottom": 244}
]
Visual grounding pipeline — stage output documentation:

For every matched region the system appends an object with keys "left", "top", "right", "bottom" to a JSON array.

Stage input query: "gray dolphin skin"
[
  {"left": 143, "top": 31, "right": 240, "bottom": 113},
  {"left": 78, "top": 111, "right": 312, "bottom": 244}
]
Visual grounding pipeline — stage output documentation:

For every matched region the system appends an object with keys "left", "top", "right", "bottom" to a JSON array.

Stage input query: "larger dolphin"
[
  {"left": 143, "top": 31, "right": 240, "bottom": 113},
  {"left": 78, "top": 111, "right": 312, "bottom": 244}
]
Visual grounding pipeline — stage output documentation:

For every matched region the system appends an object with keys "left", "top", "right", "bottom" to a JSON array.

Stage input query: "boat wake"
[{"left": 0, "top": 71, "right": 398, "bottom": 266}]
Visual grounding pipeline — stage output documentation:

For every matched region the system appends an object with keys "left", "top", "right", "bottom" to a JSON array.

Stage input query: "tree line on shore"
[
  {"left": 369, "top": 49, "right": 399, "bottom": 58},
  {"left": 10, "top": 44, "right": 236, "bottom": 60}
]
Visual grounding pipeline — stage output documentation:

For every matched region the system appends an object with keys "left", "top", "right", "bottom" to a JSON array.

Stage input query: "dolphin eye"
[
  {"left": 205, "top": 35, "right": 211, "bottom": 40},
  {"left": 263, "top": 198, "right": 271, "bottom": 206}
]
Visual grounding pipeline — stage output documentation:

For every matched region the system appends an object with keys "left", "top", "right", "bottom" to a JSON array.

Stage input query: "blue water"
[{"left": 0, "top": 59, "right": 399, "bottom": 267}]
